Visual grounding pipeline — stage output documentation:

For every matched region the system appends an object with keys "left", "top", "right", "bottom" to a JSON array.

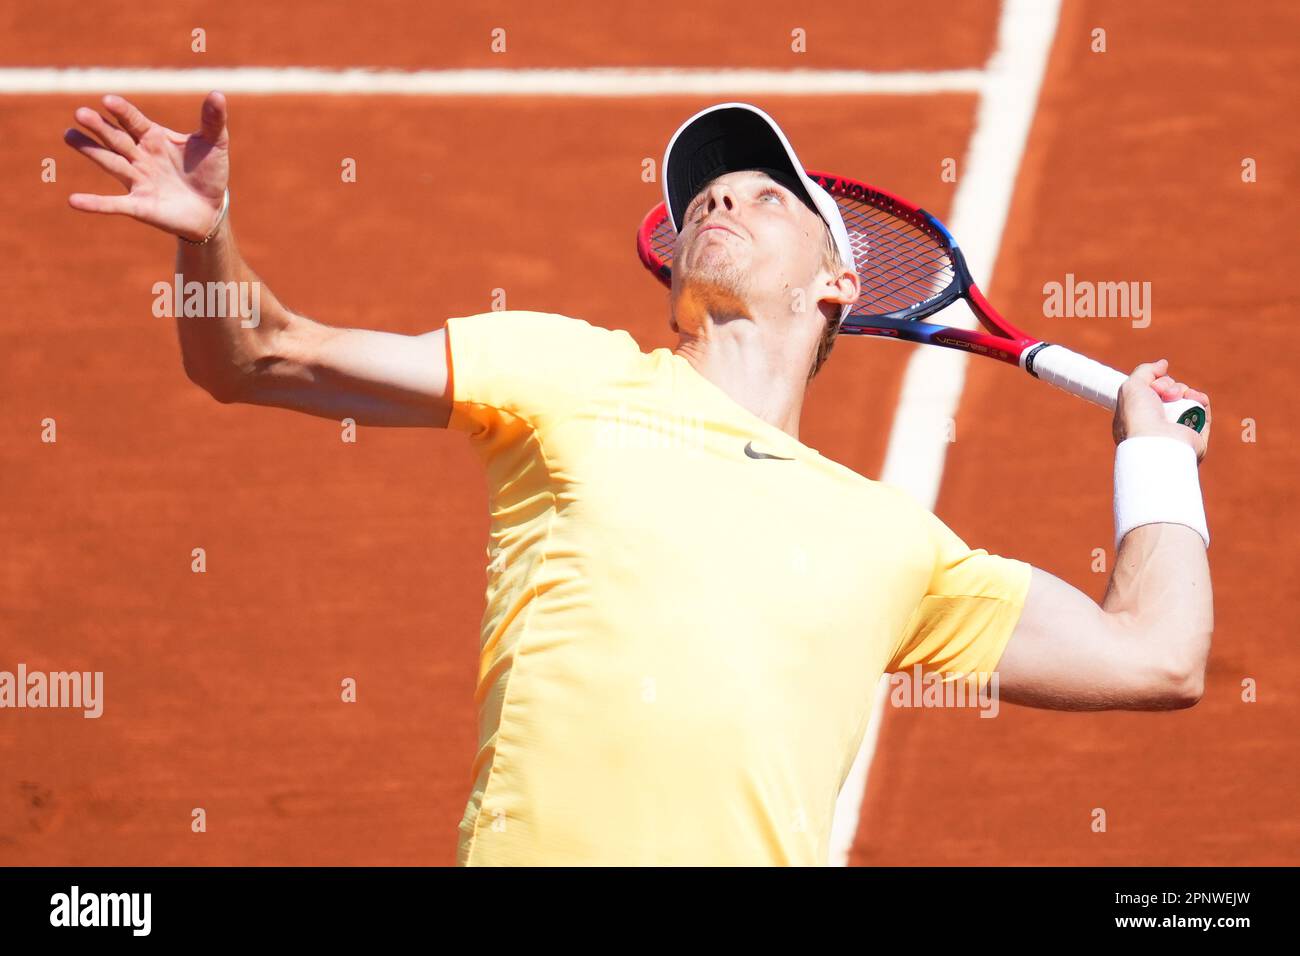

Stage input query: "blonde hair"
[{"left": 808, "top": 221, "right": 849, "bottom": 381}]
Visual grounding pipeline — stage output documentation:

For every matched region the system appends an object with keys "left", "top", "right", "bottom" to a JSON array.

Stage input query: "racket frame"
[{"left": 635, "top": 169, "right": 1206, "bottom": 432}]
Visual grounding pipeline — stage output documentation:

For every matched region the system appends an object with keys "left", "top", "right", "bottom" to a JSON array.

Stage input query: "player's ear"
[
  {"left": 841, "top": 267, "right": 860, "bottom": 304},
  {"left": 821, "top": 266, "right": 859, "bottom": 311}
]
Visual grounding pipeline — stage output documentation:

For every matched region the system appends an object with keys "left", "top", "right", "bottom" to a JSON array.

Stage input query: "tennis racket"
[{"left": 636, "top": 170, "right": 1206, "bottom": 433}]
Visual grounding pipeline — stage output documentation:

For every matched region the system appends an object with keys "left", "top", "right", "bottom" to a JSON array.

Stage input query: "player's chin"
[
  {"left": 686, "top": 243, "right": 747, "bottom": 277},
  {"left": 682, "top": 266, "right": 748, "bottom": 301}
]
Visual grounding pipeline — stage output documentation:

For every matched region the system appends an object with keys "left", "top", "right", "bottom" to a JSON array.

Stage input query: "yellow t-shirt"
[{"left": 445, "top": 310, "right": 1032, "bottom": 866}]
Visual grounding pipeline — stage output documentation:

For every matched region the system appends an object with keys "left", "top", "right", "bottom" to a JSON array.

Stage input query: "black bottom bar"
[{"left": 0, "top": 866, "right": 1284, "bottom": 942}]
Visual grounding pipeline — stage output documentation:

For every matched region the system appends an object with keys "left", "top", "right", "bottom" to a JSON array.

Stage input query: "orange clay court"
[{"left": 0, "top": 0, "right": 1296, "bottom": 865}]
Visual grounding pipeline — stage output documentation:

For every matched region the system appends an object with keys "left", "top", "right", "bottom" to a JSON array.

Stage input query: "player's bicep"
[
  {"left": 245, "top": 319, "right": 452, "bottom": 428},
  {"left": 311, "top": 325, "right": 452, "bottom": 427},
  {"left": 996, "top": 566, "right": 1179, "bottom": 710}
]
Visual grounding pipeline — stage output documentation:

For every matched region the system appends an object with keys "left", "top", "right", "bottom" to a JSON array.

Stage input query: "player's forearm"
[
  {"left": 172, "top": 220, "right": 297, "bottom": 402},
  {"left": 1102, "top": 522, "right": 1213, "bottom": 695},
  {"left": 170, "top": 219, "right": 451, "bottom": 426}
]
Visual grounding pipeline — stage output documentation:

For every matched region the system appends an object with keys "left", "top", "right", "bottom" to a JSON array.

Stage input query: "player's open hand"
[
  {"left": 1114, "top": 359, "right": 1211, "bottom": 463},
  {"left": 63, "top": 91, "right": 230, "bottom": 242}
]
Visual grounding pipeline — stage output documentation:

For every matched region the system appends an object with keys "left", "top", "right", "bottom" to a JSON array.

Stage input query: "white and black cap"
[{"left": 662, "top": 102, "right": 856, "bottom": 319}]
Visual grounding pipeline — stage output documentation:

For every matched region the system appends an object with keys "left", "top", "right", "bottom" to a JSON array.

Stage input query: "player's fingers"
[
  {"left": 63, "top": 128, "right": 137, "bottom": 184},
  {"left": 74, "top": 106, "right": 137, "bottom": 158},
  {"left": 1129, "top": 358, "right": 1168, "bottom": 385},
  {"left": 102, "top": 94, "right": 154, "bottom": 142},
  {"left": 1185, "top": 388, "right": 1210, "bottom": 407},
  {"left": 68, "top": 192, "right": 135, "bottom": 216},
  {"left": 1146, "top": 375, "right": 1174, "bottom": 401},
  {"left": 198, "top": 91, "right": 229, "bottom": 144},
  {"left": 1152, "top": 375, "right": 1186, "bottom": 400}
]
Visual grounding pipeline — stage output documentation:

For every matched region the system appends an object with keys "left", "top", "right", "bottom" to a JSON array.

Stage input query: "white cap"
[{"left": 662, "top": 102, "right": 856, "bottom": 322}]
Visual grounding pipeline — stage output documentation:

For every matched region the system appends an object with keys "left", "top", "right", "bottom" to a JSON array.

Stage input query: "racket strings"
[
  {"left": 650, "top": 217, "right": 676, "bottom": 267},
  {"left": 857, "top": 242, "right": 951, "bottom": 305},
  {"left": 646, "top": 192, "right": 957, "bottom": 319},
  {"left": 838, "top": 201, "right": 954, "bottom": 316},
  {"left": 851, "top": 205, "right": 945, "bottom": 267}
]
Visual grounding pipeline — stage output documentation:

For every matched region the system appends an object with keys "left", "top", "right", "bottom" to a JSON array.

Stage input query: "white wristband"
[{"left": 1113, "top": 436, "right": 1209, "bottom": 550}]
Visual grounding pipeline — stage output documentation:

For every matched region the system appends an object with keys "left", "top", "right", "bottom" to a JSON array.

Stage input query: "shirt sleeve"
[
  {"left": 443, "top": 310, "right": 640, "bottom": 443},
  {"left": 887, "top": 504, "right": 1034, "bottom": 683}
]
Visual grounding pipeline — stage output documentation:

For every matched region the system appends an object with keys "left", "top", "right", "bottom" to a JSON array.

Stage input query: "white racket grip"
[{"left": 1023, "top": 343, "right": 1206, "bottom": 432}]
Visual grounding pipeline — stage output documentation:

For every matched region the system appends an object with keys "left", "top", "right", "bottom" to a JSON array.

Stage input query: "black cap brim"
[{"left": 664, "top": 105, "right": 819, "bottom": 231}]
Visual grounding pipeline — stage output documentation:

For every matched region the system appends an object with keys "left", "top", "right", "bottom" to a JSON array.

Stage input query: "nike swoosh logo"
[{"left": 744, "top": 441, "right": 794, "bottom": 461}]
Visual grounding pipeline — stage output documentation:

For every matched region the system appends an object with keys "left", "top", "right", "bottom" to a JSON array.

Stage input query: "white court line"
[
  {"left": 828, "top": 0, "right": 1062, "bottom": 866},
  {"left": 0, "top": 66, "right": 984, "bottom": 96}
]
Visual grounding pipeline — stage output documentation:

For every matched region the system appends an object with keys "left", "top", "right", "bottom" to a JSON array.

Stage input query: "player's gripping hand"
[
  {"left": 63, "top": 91, "right": 230, "bottom": 243},
  {"left": 1113, "top": 359, "right": 1211, "bottom": 463}
]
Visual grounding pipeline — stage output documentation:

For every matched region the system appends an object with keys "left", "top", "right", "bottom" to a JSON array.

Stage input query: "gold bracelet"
[{"left": 180, "top": 188, "right": 231, "bottom": 245}]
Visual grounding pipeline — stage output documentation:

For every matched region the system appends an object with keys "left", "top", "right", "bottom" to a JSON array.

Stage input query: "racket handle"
[{"left": 1023, "top": 344, "right": 1207, "bottom": 434}]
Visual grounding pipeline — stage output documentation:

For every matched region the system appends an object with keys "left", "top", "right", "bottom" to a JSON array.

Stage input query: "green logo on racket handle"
[{"left": 1178, "top": 406, "right": 1207, "bottom": 433}]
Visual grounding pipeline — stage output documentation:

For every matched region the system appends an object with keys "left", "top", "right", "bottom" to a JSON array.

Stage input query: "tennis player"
[{"left": 64, "top": 94, "right": 1213, "bottom": 866}]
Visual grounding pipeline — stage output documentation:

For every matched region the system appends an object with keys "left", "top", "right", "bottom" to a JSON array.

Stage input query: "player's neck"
[{"left": 672, "top": 323, "right": 809, "bottom": 440}]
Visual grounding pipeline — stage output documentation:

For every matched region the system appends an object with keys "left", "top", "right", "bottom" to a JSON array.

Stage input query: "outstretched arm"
[
  {"left": 65, "top": 91, "right": 451, "bottom": 428},
  {"left": 996, "top": 361, "right": 1213, "bottom": 710}
]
